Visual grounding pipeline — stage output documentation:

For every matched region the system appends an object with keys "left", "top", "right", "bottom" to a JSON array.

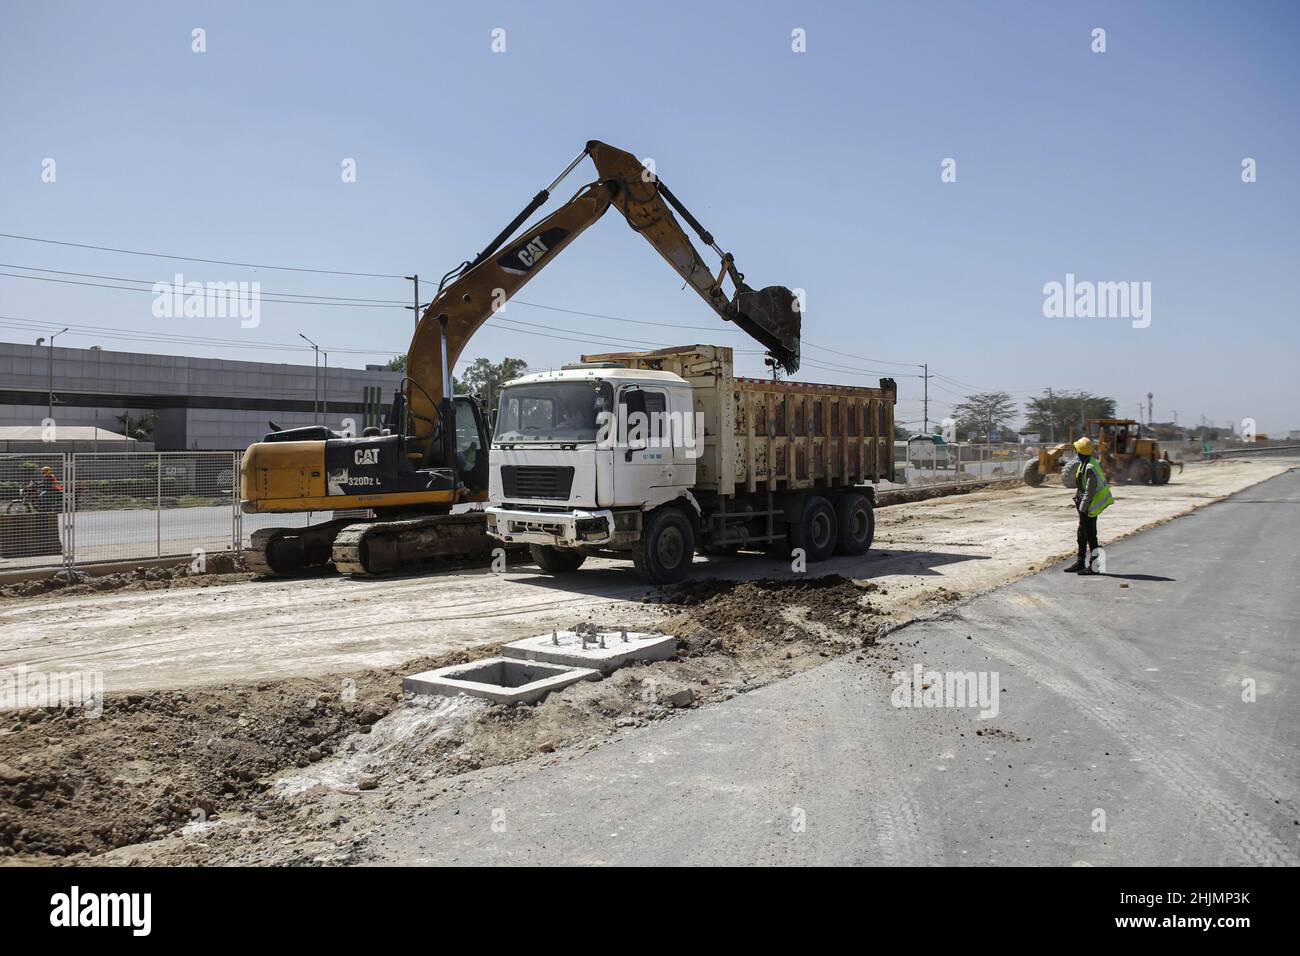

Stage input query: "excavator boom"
[{"left": 404, "top": 140, "right": 801, "bottom": 460}]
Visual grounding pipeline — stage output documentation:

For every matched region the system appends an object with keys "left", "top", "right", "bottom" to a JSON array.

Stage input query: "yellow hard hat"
[{"left": 1073, "top": 436, "right": 1095, "bottom": 456}]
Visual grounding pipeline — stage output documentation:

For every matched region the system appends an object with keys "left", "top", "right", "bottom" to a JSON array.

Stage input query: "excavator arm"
[{"left": 403, "top": 140, "right": 801, "bottom": 462}]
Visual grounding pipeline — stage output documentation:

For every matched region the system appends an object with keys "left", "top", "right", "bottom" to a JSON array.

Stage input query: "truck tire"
[
  {"left": 1021, "top": 459, "right": 1044, "bottom": 487},
  {"left": 1154, "top": 459, "right": 1172, "bottom": 485},
  {"left": 529, "top": 544, "right": 586, "bottom": 574},
  {"left": 1060, "top": 460, "right": 1078, "bottom": 489},
  {"left": 632, "top": 507, "right": 696, "bottom": 585},
  {"left": 788, "top": 495, "right": 837, "bottom": 563},
  {"left": 1129, "top": 457, "right": 1152, "bottom": 485},
  {"left": 833, "top": 493, "right": 874, "bottom": 555}
]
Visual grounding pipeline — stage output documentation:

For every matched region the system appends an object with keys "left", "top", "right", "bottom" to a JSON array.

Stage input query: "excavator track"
[
  {"left": 246, "top": 519, "right": 360, "bottom": 577},
  {"left": 331, "top": 511, "right": 502, "bottom": 576}
]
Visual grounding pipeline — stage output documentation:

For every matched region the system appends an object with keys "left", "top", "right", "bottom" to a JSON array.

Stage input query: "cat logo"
[
  {"left": 497, "top": 226, "right": 569, "bottom": 276},
  {"left": 354, "top": 448, "right": 379, "bottom": 466},
  {"left": 516, "top": 236, "right": 549, "bottom": 267}
]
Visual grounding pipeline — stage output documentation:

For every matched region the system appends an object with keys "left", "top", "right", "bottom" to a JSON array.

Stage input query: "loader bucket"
[{"left": 734, "top": 285, "right": 801, "bottom": 374}]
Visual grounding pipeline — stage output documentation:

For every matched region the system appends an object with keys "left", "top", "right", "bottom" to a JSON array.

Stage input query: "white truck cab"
[{"left": 486, "top": 364, "right": 698, "bottom": 556}]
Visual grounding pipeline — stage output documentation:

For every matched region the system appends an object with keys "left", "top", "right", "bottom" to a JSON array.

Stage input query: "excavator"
[{"left": 239, "top": 140, "right": 802, "bottom": 576}]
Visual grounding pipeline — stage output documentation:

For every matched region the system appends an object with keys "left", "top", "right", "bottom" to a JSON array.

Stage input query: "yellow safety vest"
[{"left": 1076, "top": 458, "right": 1113, "bottom": 517}]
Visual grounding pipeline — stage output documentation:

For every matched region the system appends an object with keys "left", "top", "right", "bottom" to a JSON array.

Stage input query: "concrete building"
[{"left": 0, "top": 342, "right": 402, "bottom": 451}]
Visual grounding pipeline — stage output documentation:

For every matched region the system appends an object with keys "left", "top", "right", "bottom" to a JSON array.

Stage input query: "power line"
[
  {"left": 0, "top": 263, "right": 406, "bottom": 303},
  {"left": 804, "top": 341, "right": 922, "bottom": 368},
  {"left": 4, "top": 231, "right": 934, "bottom": 372},
  {"left": 0, "top": 232, "right": 405, "bottom": 279},
  {"left": 0, "top": 271, "right": 409, "bottom": 307}
]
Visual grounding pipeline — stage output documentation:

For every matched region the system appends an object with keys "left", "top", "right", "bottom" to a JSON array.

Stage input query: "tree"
[
  {"left": 459, "top": 357, "right": 527, "bottom": 408},
  {"left": 387, "top": 354, "right": 465, "bottom": 392},
  {"left": 950, "top": 391, "right": 1016, "bottom": 442},
  {"left": 1023, "top": 390, "right": 1117, "bottom": 442},
  {"left": 116, "top": 412, "right": 157, "bottom": 440}
]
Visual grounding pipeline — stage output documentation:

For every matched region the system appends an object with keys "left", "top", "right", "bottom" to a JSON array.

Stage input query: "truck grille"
[{"left": 501, "top": 465, "right": 575, "bottom": 500}]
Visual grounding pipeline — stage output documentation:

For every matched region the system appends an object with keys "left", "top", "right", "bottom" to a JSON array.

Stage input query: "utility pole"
[
  {"left": 322, "top": 349, "right": 329, "bottom": 425},
  {"left": 299, "top": 332, "right": 321, "bottom": 425},
  {"left": 406, "top": 275, "right": 421, "bottom": 329},
  {"left": 1045, "top": 387, "right": 1055, "bottom": 443}
]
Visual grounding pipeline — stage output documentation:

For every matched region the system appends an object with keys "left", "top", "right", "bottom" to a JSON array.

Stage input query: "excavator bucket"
[{"left": 734, "top": 285, "right": 802, "bottom": 373}]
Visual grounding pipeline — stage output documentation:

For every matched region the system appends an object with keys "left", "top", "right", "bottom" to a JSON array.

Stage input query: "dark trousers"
[{"left": 1077, "top": 512, "right": 1099, "bottom": 561}]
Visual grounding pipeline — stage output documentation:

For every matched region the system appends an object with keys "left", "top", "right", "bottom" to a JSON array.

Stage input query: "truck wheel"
[
  {"left": 632, "top": 508, "right": 696, "bottom": 585},
  {"left": 834, "top": 493, "right": 874, "bottom": 556},
  {"left": 1060, "top": 461, "right": 1078, "bottom": 489},
  {"left": 1129, "top": 458, "right": 1152, "bottom": 485},
  {"left": 788, "top": 496, "right": 837, "bottom": 563},
  {"left": 1154, "top": 459, "right": 1172, "bottom": 485},
  {"left": 1021, "top": 459, "right": 1044, "bottom": 487},
  {"left": 529, "top": 544, "right": 586, "bottom": 574}
]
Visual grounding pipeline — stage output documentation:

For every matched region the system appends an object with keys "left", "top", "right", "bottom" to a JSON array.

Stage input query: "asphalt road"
[
  {"left": 0, "top": 505, "right": 329, "bottom": 568},
  {"left": 362, "top": 468, "right": 1299, "bottom": 865}
]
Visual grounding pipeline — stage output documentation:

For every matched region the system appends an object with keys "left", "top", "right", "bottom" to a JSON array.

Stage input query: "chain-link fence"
[
  {"left": 0, "top": 451, "right": 353, "bottom": 572},
  {"left": 0, "top": 452, "right": 243, "bottom": 571},
  {"left": 0, "top": 453, "right": 68, "bottom": 569},
  {"left": 889, "top": 440, "right": 1043, "bottom": 491}
]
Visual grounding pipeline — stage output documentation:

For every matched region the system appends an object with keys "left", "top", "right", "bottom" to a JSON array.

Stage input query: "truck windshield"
[{"left": 494, "top": 381, "right": 613, "bottom": 443}]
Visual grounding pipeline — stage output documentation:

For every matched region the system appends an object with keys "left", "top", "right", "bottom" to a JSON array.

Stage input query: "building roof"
[{"left": 0, "top": 425, "right": 135, "bottom": 441}]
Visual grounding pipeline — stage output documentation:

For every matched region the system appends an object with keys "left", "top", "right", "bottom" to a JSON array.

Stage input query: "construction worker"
[{"left": 1063, "top": 436, "right": 1113, "bottom": 575}]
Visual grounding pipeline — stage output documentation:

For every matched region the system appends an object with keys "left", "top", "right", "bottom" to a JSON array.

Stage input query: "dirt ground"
[
  {"left": 0, "top": 552, "right": 252, "bottom": 601},
  {"left": 0, "top": 456, "right": 1293, "bottom": 864},
  {"left": 2, "top": 575, "right": 900, "bottom": 862},
  {"left": 1, "top": 457, "right": 1288, "bottom": 695}
]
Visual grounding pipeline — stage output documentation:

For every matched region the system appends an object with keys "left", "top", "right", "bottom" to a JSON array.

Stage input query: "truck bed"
[{"left": 581, "top": 345, "right": 896, "bottom": 496}]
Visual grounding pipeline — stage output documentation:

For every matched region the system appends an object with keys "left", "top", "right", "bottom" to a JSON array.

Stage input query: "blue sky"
[{"left": 2, "top": 0, "right": 1297, "bottom": 432}]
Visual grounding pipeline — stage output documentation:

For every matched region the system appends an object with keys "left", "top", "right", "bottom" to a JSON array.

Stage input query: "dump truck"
[
  {"left": 1021, "top": 418, "right": 1181, "bottom": 488},
  {"left": 485, "top": 345, "right": 896, "bottom": 584}
]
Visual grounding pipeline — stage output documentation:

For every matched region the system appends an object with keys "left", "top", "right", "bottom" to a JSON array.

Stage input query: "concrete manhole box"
[
  {"left": 403, "top": 657, "right": 600, "bottom": 705},
  {"left": 502, "top": 629, "right": 677, "bottom": 675}
]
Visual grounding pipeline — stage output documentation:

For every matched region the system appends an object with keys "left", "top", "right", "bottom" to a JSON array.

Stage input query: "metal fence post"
[
  {"left": 232, "top": 451, "right": 242, "bottom": 554},
  {"left": 156, "top": 452, "right": 162, "bottom": 558},
  {"left": 63, "top": 452, "right": 74, "bottom": 568}
]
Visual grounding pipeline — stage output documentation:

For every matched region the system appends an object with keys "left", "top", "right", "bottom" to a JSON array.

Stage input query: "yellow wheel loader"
[
  {"left": 240, "top": 140, "right": 802, "bottom": 576},
  {"left": 1021, "top": 418, "right": 1182, "bottom": 489}
]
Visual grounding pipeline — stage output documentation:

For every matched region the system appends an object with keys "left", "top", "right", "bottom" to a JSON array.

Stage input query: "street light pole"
[
  {"left": 299, "top": 333, "right": 320, "bottom": 425},
  {"left": 322, "top": 349, "right": 329, "bottom": 425},
  {"left": 34, "top": 328, "right": 69, "bottom": 420},
  {"left": 921, "top": 363, "right": 929, "bottom": 434}
]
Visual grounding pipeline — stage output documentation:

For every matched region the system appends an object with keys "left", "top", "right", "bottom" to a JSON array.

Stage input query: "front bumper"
[{"left": 485, "top": 506, "right": 614, "bottom": 547}]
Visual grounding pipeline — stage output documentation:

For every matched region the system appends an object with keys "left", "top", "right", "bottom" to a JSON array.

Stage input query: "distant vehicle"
[
  {"left": 1022, "top": 418, "right": 1181, "bottom": 487},
  {"left": 907, "top": 433, "right": 957, "bottom": 470}
]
